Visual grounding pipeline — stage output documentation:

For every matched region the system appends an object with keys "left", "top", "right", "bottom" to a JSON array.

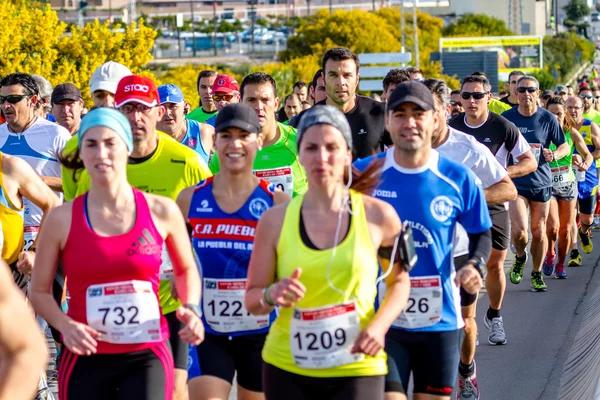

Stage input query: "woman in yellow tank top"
[{"left": 245, "top": 106, "right": 410, "bottom": 400}]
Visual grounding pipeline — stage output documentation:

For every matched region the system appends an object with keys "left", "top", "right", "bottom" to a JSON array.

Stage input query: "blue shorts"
[{"left": 517, "top": 187, "right": 552, "bottom": 203}]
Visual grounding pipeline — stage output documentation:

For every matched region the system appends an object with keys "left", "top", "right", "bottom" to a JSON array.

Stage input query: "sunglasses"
[
  {"left": 119, "top": 103, "right": 155, "bottom": 114},
  {"left": 542, "top": 95, "right": 552, "bottom": 100},
  {"left": 449, "top": 101, "right": 463, "bottom": 106},
  {"left": 580, "top": 95, "right": 594, "bottom": 99},
  {"left": 212, "top": 94, "right": 234, "bottom": 102},
  {"left": 0, "top": 94, "right": 30, "bottom": 104},
  {"left": 517, "top": 87, "right": 537, "bottom": 93},
  {"left": 461, "top": 92, "right": 488, "bottom": 100}
]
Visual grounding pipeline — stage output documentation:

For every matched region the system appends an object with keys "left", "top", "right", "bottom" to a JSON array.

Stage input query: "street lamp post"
[
  {"left": 413, "top": 0, "right": 419, "bottom": 68},
  {"left": 189, "top": 0, "right": 197, "bottom": 57},
  {"left": 213, "top": 1, "right": 218, "bottom": 57}
]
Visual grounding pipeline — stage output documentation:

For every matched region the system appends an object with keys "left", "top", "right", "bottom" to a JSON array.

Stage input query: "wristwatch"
[
  {"left": 464, "top": 258, "right": 487, "bottom": 279},
  {"left": 183, "top": 303, "right": 203, "bottom": 319}
]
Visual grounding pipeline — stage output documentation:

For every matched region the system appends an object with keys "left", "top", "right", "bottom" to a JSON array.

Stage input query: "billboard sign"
[{"left": 439, "top": 35, "right": 543, "bottom": 81}]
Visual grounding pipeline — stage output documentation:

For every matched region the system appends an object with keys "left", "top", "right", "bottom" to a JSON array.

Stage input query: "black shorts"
[
  {"left": 165, "top": 311, "right": 189, "bottom": 370},
  {"left": 193, "top": 333, "right": 266, "bottom": 392},
  {"left": 385, "top": 329, "right": 461, "bottom": 396},
  {"left": 491, "top": 210, "right": 510, "bottom": 251},
  {"left": 59, "top": 342, "right": 174, "bottom": 400},
  {"left": 517, "top": 187, "right": 552, "bottom": 203},
  {"left": 263, "top": 362, "right": 384, "bottom": 400},
  {"left": 579, "top": 195, "right": 597, "bottom": 215},
  {"left": 454, "top": 255, "right": 477, "bottom": 307}
]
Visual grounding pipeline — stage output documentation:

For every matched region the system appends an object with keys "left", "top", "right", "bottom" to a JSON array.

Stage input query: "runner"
[
  {"left": 566, "top": 96, "right": 600, "bottom": 257},
  {"left": 555, "top": 85, "right": 568, "bottom": 101},
  {"left": 51, "top": 83, "right": 84, "bottom": 136},
  {"left": 283, "top": 94, "right": 302, "bottom": 123},
  {"left": 31, "top": 75, "right": 55, "bottom": 122},
  {"left": 89, "top": 61, "right": 132, "bottom": 108},
  {"left": 467, "top": 72, "right": 510, "bottom": 115},
  {"left": 382, "top": 69, "right": 411, "bottom": 103},
  {"left": 157, "top": 84, "right": 214, "bottom": 164},
  {"left": 502, "top": 76, "right": 570, "bottom": 292},
  {"left": 293, "top": 81, "right": 308, "bottom": 103},
  {"left": 60, "top": 76, "right": 212, "bottom": 399},
  {"left": 406, "top": 67, "right": 424, "bottom": 80},
  {"left": 30, "top": 107, "right": 204, "bottom": 400},
  {"left": 450, "top": 90, "right": 464, "bottom": 118},
  {"left": 0, "top": 259, "right": 48, "bottom": 400},
  {"left": 499, "top": 70, "right": 524, "bottom": 107},
  {"left": 291, "top": 48, "right": 389, "bottom": 159},
  {"left": 205, "top": 74, "right": 241, "bottom": 127},
  {"left": 245, "top": 105, "right": 410, "bottom": 400},
  {"left": 541, "top": 90, "right": 554, "bottom": 108},
  {"left": 355, "top": 81, "right": 492, "bottom": 400},
  {"left": 310, "top": 69, "right": 327, "bottom": 105},
  {"left": 179, "top": 104, "right": 289, "bottom": 400},
  {"left": 449, "top": 73, "right": 536, "bottom": 347},
  {"left": 187, "top": 70, "right": 218, "bottom": 123},
  {"left": 423, "top": 78, "right": 517, "bottom": 400},
  {"left": 210, "top": 72, "right": 307, "bottom": 198},
  {"left": 544, "top": 96, "right": 593, "bottom": 279}
]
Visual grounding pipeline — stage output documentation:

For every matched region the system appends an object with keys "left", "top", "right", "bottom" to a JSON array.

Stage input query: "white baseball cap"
[{"left": 89, "top": 61, "right": 132, "bottom": 95}]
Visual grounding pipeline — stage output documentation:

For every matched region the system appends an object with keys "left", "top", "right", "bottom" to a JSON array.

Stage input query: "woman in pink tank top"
[{"left": 30, "top": 107, "right": 204, "bottom": 400}]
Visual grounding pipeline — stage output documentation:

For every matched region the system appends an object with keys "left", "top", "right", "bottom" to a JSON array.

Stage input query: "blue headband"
[{"left": 78, "top": 107, "right": 133, "bottom": 153}]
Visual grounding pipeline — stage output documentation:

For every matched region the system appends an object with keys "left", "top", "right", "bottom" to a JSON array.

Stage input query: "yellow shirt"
[
  {"left": 61, "top": 132, "right": 212, "bottom": 314},
  {"left": 488, "top": 99, "right": 512, "bottom": 115},
  {"left": 0, "top": 152, "right": 24, "bottom": 265},
  {"left": 262, "top": 190, "right": 386, "bottom": 378}
]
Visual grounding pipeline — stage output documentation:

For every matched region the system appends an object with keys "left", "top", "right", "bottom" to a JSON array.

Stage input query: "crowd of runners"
[{"left": 1, "top": 46, "right": 600, "bottom": 400}]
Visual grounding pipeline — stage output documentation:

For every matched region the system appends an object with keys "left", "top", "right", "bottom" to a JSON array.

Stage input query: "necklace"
[{"left": 8, "top": 114, "right": 37, "bottom": 134}]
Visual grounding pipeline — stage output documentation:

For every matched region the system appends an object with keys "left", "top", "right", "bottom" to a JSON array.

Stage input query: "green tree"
[
  {"left": 442, "top": 14, "right": 514, "bottom": 37},
  {"left": 563, "top": 0, "right": 591, "bottom": 22}
]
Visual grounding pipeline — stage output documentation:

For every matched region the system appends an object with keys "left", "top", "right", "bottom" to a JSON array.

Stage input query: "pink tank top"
[{"left": 62, "top": 188, "right": 169, "bottom": 354}]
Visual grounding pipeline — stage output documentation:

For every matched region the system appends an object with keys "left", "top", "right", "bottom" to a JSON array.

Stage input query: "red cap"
[
  {"left": 211, "top": 75, "right": 239, "bottom": 93},
  {"left": 579, "top": 82, "right": 591, "bottom": 91},
  {"left": 114, "top": 75, "right": 159, "bottom": 108}
]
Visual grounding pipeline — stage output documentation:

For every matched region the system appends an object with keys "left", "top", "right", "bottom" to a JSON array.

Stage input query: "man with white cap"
[
  {"left": 157, "top": 84, "right": 214, "bottom": 164},
  {"left": 88, "top": 61, "right": 132, "bottom": 108}
]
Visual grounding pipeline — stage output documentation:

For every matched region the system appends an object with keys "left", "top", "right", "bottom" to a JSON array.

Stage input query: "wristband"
[{"left": 264, "top": 283, "right": 276, "bottom": 306}]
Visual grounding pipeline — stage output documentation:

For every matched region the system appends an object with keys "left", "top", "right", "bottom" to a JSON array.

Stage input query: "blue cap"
[
  {"left": 158, "top": 84, "right": 184, "bottom": 104},
  {"left": 79, "top": 107, "right": 133, "bottom": 153}
]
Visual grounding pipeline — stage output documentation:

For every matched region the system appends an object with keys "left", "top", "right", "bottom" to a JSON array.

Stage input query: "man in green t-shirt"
[
  {"left": 186, "top": 69, "right": 218, "bottom": 123},
  {"left": 209, "top": 72, "right": 307, "bottom": 197}
]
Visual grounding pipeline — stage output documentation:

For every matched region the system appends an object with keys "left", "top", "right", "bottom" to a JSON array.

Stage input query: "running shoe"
[
  {"left": 555, "top": 263, "right": 568, "bottom": 279},
  {"left": 594, "top": 215, "right": 600, "bottom": 229},
  {"left": 510, "top": 252, "right": 527, "bottom": 284},
  {"left": 543, "top": 253, "right": 555, "bottom": 276},
  {"left": 568, "top": 249, "right": 582, "bottom": 267},
  {"left": 579, "top": 227, "right": 593, "bottom": 254},
  {"left": 530, "top": 272, "right": 547, "bottom": 292},
  {"left": 456, "top": 360, "right": 480, "bottom": 400},
  {"left": 484, "top": 315, "right": 507, "bottom": 345}
]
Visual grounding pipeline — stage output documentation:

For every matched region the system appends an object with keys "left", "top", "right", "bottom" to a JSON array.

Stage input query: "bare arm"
[
  {"left": 0, "top": 260, "right": 48, "bottom": 400},
  {"left": 589, "top": 122, "right": 600, "bottom": 160},
  {"left": 570, "top": 128, "right": 594, "bottom": 170},
  {"left": 200, "top": 124, "right": 215, "bottom": 155},
  {"left": 507, "top": 150, "right": 537, "bottom": 178},
  {"left": 484, "top": 175, "right": 517, "bottom": 205},
  {"left": 40, "top": 176, "right": 63, "bottom": 192}
]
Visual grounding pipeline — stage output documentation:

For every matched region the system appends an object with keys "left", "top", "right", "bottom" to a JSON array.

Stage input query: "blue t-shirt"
[
  {"left": 181, "top": 120, "right": 211, "bottom": 164},
  {"left": 502, "top": 107, "right": 565, "bottom": 190},
  {"left": 354, "top": 149, "right": 492, "bottom": 332},
  {"left": 188, "top": 177, "right": 277, "bottom": 337},
  {"left": 206, "top": 115, "right": 216, "bottom": 128}
]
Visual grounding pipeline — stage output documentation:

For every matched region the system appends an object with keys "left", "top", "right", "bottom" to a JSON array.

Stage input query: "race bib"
[
  {"left": 290, "top": 301, "right": 364, "bottom": 369},
  {"left": 23, "top": 226, "right": 39, "bottom": 251},
  {"left": 551, "top": 165, "right": 571, "bottom": 190},
  {"left": 203, "top": 278, "right": 269, "bottom": 333},
  {"left": 159, "top": 245, "right": 173, "bottom": 280},
  {"left": 254, "top": 167, "right": 294, "bottom": 196},
  {"left": 381, "top": 276, "right": 443, "bottom": 329},
  {"left": 514, "top": 143, "right": 541, "bottom": 164},
  {"left": 86, "top": 280, "right": 162, "bottom": 344}
]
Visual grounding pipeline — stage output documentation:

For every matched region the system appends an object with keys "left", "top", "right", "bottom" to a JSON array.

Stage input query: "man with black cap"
[
  {"left": 51, "top": 83, "right": 84, "bottom": 136},
  {"left": 354, "top": 81, "right": 493, "bottom": 400}
]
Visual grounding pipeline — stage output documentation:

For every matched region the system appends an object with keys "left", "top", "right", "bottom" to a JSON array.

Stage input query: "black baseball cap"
[
  {"left": 387, "top": 81, "right": 435, "bottom": 111},
  {"left": 51, "top": 83, "right": 82, "bottom": 104},
  {"left": 215, "top": 103, "right": 261, "bottom": 134}
]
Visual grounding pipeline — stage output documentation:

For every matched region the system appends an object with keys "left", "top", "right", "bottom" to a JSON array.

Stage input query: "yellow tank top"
[
  {"left": 262, "top": 189, "right": 386, "bottom": 378},
  {"left": 0, "top": 153, "right": 24, "bottom": 265}
]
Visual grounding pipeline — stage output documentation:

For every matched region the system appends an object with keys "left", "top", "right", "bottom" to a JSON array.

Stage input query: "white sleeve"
[
  {"left": 468, "top": 142, "right": 508, "bottom": 189},
  {"left": 510, "top": 133, "right": 531, "bottom": 159}
]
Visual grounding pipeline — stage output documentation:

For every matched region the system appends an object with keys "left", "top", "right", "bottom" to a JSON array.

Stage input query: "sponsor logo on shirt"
[
  {"left": 248, "top": 198, "right": 269, "bottom": 219},
  {"left": 373, "top": 189, "right": 397, "bottom": 198},
  {"left": 430, "top": 196, "right": 453, "bottom": 222},
  {"left": 358, "top": 129, "right": 367, "bottom": 135},
  {"left": 187, "top": 137, "right": 198, "bottom": 148},
  {"left": 404, "top": 220, "right": 434, "bottom": 248},
  {"left": 127, "top": 228, "right": 162, "bottom": 256},
  {"left": 170, "top": 158, "right": 186, "bottom": 165},
  {"left": 484, "top": 138, "right": 492, "bottom": 143},
  {"left": 191, "top": 218, "right": 257, "bottom": 241},
  {"left": 195, "top": 199, "right": 213, "bottom": 212},
  {"left": 261, "top": 155, "right": 270, "bottom": 160}
]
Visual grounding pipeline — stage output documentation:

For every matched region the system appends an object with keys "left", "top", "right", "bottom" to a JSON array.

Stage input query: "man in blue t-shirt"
[
  {"left": 354, "top": 81, "right": 492, "bottom": 399},
  {"left": 502, "top": 76, "right": 570, "bottom": 292}
]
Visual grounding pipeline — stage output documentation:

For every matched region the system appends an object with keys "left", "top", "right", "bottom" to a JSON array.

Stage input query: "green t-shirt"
[
  {"left": 209, "top": 122, "right": 307, "bottom": 197},
  {"left": 550, "top": 129, "right": 575, "bottom": 182},
  {"left": 488, "top": 99, "right": 512, "bottom": 115},
  {"left": 583, "top": 109, "right": 600, "bottom": 167},
  {"left": 186, "top": 107, "right": 217, "bottom": 123}
]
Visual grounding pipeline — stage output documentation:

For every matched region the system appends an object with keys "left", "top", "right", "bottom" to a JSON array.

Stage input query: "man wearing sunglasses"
[
  {"left": 157, "top": 84, "right": 214, "bottom": 165},
  {"left": 205, "top": 74, "right": 240, "bottom": 129},
  {"left": 502, "top": 76, "right": 570, "bottom": 292},
  {"left": 450, "top": 90, "right": 464, "bottom": 118},
  {"left": 500, "top": 70, "right": 524, "bottom": 107}
]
